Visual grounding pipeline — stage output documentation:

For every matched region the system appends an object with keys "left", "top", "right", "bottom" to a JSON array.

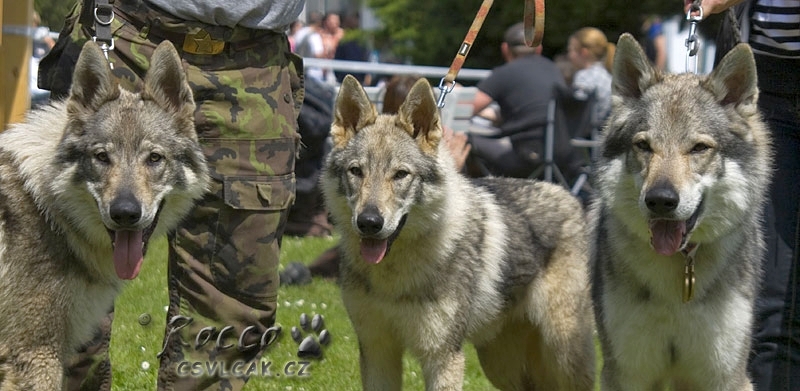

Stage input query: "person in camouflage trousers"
[{"left": 39, "top": 0, "right": 305, "bottom": 389}]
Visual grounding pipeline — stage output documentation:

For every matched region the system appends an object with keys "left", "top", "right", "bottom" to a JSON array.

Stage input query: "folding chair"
[{"left": 532, "top": 88, "right": 598, "bottom": 195}]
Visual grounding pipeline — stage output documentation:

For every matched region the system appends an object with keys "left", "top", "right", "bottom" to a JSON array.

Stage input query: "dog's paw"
[{"left": 290, "top": 313, "right": 331, "bottom": 359}]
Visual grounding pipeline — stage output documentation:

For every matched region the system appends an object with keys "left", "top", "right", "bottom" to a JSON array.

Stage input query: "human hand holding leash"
[{"left": 684, "top": 0, "right": 747, "bottom": 15}]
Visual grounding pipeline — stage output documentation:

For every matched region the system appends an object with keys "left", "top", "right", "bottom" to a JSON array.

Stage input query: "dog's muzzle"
[
  {"left": 107, "top": 199, "right": 164, "bottom": 280},
  {"left": 647, "top": 196, "right": 703, "bottom": 256},
  {"left": 356, "top": 207, "right": 407, "bottom": 264}
]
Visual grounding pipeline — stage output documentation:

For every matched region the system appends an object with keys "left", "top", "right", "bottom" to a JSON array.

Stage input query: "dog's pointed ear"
[
  {"left": 396, "top": 78, "right": 441, "bottom": 155},
  {"left": 612, "top": 33, "right": 659, "bottom": 99},
  {"left": 703, "top": 43, "right": 758, "bottom": 115},
  {"left": 142, "top": 41, "right": 195, "bottom": 116},
  {"left": 68, "top": 42, "right": 120, "bottom": 112},
  {"left": 331, "top": 75, "right": 377, "bottom": 148}
]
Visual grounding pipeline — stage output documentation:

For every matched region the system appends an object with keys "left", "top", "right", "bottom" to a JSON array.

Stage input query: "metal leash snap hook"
[
  {"left": 92, "top": 36, "right": 116, "bottom": 69},
  {"left": 92, "top": 2, "right": 116, "bottom": 69},
  {"left": 685, "top": 25, "right": 698, "bottom": 57},
  {"left": 684, "top": 5, "right": 703, "bottom": 73},
  {"left": 437, "top": 77, "right": 456, "bottom": 109}
]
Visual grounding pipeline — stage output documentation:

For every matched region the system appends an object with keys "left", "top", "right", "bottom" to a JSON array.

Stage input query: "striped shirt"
[{"left": 750, "top": 0, "right": 800, "bottom": 58}]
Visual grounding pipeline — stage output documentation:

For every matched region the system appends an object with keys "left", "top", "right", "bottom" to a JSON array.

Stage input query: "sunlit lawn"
[{"left": 110, "top": 236, "right": 602, "bottom": 390}]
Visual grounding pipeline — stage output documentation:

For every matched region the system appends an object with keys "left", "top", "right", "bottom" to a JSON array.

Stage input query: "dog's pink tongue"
[
  {"left": 649, "top": 220, "right": 686, "bottom": 256},
  {"left": 360, "top": 238, "right": 387, "bottom": 264},
  {"left": 113, "top": 230, "right": 144, "bottom": 280}
]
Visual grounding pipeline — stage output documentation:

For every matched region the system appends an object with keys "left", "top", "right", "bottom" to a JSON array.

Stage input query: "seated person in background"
[
  {"left": 567, "top": 27, "right": 614, "bottom": 125},
  {"left": 467, "top": 22, "right": 575, "bottom": 180}
]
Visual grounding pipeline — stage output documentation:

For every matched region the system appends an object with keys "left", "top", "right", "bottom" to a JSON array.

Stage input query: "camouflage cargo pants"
[{"left": 40, "top": 1, "right": 304, "bottom": 390}]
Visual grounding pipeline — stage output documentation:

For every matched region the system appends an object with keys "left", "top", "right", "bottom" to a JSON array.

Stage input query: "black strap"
[
  {"left": 79, "top": 0, "right": 115, "bottom": 42},
  {"left": 93, "top": 0, "right": 114, "bottom": 44},
  {"left": 79, "top": 0, "right": 95, "bottom": 29}
]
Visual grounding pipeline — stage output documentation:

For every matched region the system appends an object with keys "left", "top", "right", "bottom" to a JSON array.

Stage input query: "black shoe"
[{"left": 280, "top": 262, "right": 312, "bottom": 286}]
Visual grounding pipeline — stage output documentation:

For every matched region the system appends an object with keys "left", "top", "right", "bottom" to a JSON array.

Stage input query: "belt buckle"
[{"left": 183, "top": 29, "right": 224, "bottom": 55}]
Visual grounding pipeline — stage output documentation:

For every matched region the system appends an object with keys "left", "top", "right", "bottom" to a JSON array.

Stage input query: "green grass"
[{"left": 110, "top": 236, "right": 602, "bottom": 390}]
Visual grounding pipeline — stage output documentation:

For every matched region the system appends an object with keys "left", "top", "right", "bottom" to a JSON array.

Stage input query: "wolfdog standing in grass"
[
  {"left": 322, "top": 75, "right": 596, "bottom": 390},
  {"left": 0, "top": 41, "right": 208, "bottom": 390}
]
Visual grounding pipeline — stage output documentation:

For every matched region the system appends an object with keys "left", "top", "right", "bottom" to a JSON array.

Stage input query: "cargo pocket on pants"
[
  {"left": 210, "top": 174, "right": 296, "bottom": 301},
  {"left": 223, "top": 174, "right": 296, "bottom": 211}
]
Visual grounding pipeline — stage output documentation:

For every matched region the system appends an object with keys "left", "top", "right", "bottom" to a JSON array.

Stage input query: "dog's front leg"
[
  {"left": 357, "top": 333, "right": 404, "bottom": 391},
  {"left": 420, "top": 347, "right": 465, "bottom": 391},
  {"left": 345, "top": 292, "right": 404, "bottom": 390}
]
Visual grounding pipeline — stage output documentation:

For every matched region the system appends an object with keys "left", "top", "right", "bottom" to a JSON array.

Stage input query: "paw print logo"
[{"left": 291, "top": 313, "right": 331, "bottom": 359}]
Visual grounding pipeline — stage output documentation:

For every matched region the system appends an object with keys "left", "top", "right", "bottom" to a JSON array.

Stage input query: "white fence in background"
[{"left": 302, "top": 58, "right": 491, "bottom": 82}]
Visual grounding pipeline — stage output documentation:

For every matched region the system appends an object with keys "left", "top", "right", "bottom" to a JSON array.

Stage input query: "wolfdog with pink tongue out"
[
  {"left": 0, "top": 40, "right": 208, "bottom": 390},
  {"left": 322, "top": 75, "right": 596, "bottom": 390},
  {"left": 591, "top": 33, "right": 771, "bottom": 391}
]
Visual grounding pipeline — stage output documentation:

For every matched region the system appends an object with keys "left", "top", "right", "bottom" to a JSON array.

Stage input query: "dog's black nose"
[
  {"left": 645, "top": 184, "right": 679, "bottom": 215},
  {"left": 356, "top": 205, "right": 384, "bottom": 235},
  {"left": 110, "top": 193, "right": 142, "bottom": 226}
]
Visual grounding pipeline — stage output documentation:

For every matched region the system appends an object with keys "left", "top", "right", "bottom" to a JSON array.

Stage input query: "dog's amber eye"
[
  {"left": 95, "top": 152, "right": 110, "bottom": 163},
  {"left": 634, "top": 140, "right": 652, "bottom": 152},
  {"left": 691, "top": 143, "right": 711, "bottom": 154},
  {"left": 394, "top": 170, "right": 409, "bottom": 180},
  {"left": 348, "top": 167, "right": 363, "bottom": 177},
  {"left": 149, "top": 153, "right": 163, "bottom": 163}
]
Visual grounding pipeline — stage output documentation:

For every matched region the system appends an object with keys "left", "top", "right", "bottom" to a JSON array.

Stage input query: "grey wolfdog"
[
  {"left": 591, "top": 33, "right": 772, "bottom": 390},
  {"left": 0, "top": 41, "right": 209, "bottom": 390},
  {"left": 322, "top": 75, "right": 596, "bottom": 390}
]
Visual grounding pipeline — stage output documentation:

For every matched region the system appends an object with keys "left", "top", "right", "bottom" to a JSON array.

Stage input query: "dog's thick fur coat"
[
  {"left": 591, "top": 34, "right": 772, "bottom": 390},
  {"left": 0, "top": 41, "right": 208, "bottom": 390},
  {"left": 322, "top": 75, "right": 596, "bottom": 390}
]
